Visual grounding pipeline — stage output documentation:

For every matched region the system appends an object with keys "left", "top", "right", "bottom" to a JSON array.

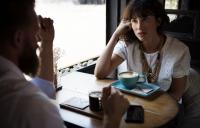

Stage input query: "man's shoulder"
[
  {"left": 0, "top": 78, "right": 64, "bottom": 128},
  {"left": 0, "top": 78, "right": 53, "bottom": 109},
  {"left": 12, "top": 79, "right": 54, "bottom": 107},
  {"left": 0, "top": 78, "right": 39, "bottom": 95},
  {"left": 0, "top": 78, "right": 57, "bottom": 112},
  {"left": 15, "top": 91, "right": 64, "bottom": 128}
]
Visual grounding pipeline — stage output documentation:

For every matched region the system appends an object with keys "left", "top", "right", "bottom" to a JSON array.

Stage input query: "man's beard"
[{"left": 18, "top": 42, "right": 40, "bottom": 77}]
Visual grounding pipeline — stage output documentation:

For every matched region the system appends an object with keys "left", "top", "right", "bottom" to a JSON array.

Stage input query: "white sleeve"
[
  {"left": 113, "top": 40, "right": 127, "bottom": 60},
  {"left": 173, "top": 46, "right": 191, "bottom": 78},
  {"left": 31, "top": 77, "right": 56, "bottom": 99}
]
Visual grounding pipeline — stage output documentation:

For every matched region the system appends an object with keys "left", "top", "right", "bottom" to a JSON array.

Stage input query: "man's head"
[{"left": 0, "top": 0, "right": 41, "bottom": 77}]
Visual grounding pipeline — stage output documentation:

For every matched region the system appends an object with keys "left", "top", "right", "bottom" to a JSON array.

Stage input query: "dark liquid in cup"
[{"left": 89, "top": 91, "right": 102, "bottom": 111}]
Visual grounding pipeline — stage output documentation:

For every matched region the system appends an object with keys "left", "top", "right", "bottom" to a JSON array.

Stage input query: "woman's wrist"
[
  {"left": 109, "top": 33, "right": 120, "bottom": 46},
  {"left": 112, "top": 31, "right": 120, "bottom": 40}
]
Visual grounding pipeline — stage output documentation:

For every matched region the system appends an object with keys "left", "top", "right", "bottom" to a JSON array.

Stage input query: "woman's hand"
[{"left": 113, "top": 19, "right": 131, "bottom": 38}]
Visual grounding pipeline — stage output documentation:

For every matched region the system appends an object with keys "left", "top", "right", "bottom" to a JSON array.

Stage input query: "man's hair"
[{"left": 0, "top": 0, "right": 35, "bottom": 42}]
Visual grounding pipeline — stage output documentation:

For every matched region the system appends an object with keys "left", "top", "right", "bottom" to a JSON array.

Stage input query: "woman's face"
[{"left": 131, "top": 15, "right": 160, "bottom": 42}]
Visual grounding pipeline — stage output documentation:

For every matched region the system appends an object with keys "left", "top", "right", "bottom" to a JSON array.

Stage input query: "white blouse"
[{"left": 113, "top": 35, "right": 191, "bottom": 91}]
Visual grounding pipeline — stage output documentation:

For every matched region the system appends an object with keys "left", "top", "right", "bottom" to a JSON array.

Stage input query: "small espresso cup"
[
  {"left": 118, "top": 71, "right": 146, "bottom": 89},
  {"left": 89, "top": 91, "right": 102, "bottom": 112}
]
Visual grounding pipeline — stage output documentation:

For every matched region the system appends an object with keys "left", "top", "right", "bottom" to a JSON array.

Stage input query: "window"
[
  {"left": 164, "top": 0, "right": 179, "bottom": 21},
  {"left": 164, "top": 0, "right": 200, "bottom": 41},
  {"left": 165, "top": 0, "right": 178, "bottom": 9},
  {"left": 35, "top": 0, "right": 106, "bottom": 70}
]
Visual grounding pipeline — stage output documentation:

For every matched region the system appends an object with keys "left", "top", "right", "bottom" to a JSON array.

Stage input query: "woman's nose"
[{"left": 137, "top": 20, "right": 144, "bottom": 30}]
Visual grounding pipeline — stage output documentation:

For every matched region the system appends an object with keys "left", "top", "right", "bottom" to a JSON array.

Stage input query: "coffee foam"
[{"left": 120, "top": 72, "right": 138, "bottom": 78}]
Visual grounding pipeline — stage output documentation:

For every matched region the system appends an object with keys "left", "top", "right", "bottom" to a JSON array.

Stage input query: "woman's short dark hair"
[
  {"left": 0, "top": 0, "right": 35, "bottom": 42},
  {"left": 121, "top": 0, "right": 169, "bottom": 42}
]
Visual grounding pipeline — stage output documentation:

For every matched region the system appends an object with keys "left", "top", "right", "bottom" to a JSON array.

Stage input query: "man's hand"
[
  {"left": 102, "top": 86, "right": 129, "bottom": 128},
  {"left": 38, "top": 15, "right": 55, "bottom": 44},
  {"left": 38, "top": 16, "right": 55, "bottom": 83}
]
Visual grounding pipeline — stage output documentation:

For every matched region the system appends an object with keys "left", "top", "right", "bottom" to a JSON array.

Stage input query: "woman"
[{"left": 95, "top": 0, "right": 190, "bottom": 101}]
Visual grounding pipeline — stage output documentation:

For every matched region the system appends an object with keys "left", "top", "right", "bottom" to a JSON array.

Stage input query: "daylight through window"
[{"left": 35, "top": 0, "right": 106, "bottom": 70}]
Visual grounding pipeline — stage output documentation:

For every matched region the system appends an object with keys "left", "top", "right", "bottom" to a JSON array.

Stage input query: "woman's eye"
[
  {"left": 143, "top": 16, "right": 151, "bottom": 21},
  {"left": 131, "top": 19, "right": 137, "bottom": 23}
]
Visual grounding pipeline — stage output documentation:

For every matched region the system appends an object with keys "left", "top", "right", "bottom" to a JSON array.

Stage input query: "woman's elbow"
[{"left": 94, "top": 70, "right": 106, "bottom": 79}]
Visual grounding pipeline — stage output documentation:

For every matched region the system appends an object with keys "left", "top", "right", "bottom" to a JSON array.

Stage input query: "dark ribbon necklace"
[{"left": 139, "top": 41, "right": 163, "bottom": 83}]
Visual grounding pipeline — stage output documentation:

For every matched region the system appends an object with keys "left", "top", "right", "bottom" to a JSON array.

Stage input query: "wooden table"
[{"left": 56, "top": 71, "right": 178, "bottom": 128}]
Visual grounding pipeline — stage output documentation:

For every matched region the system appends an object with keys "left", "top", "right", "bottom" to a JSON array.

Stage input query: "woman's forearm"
[
  {"left": 94, "top": 34, "right": 119, "bottom": 78},
  {"left": 168, "top": 76, "right": 187, "bottom": 101}
]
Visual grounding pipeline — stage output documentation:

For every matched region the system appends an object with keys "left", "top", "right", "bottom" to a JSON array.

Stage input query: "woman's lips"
[{"left": 137, "top": 32, "right": 146, "bottom": 37}]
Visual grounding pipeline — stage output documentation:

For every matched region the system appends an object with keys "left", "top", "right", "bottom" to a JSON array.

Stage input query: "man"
[{"left": 0, "top": 0, "right": 129, "bottom": 128}]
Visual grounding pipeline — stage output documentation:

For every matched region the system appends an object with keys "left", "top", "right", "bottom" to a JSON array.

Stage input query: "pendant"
[{"left": 147, "top": 72, "right": 155, "bottom": 83}]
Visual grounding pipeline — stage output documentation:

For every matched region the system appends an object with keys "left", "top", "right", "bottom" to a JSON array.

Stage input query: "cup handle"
[{"left": 137, "top": 73, "right": 146, "bottom": 83}]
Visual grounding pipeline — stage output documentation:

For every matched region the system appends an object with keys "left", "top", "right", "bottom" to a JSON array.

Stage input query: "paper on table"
[
  {"left": 132, "top": 86, "right": 154, "bottom": 94},
  {"left": 61, "top": 97, "right": 89, "bottom": 110}
]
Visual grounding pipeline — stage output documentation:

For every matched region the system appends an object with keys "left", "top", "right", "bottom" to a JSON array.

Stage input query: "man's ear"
[{"left": 12, "top": 30, "right": 24, "bottom": 49}]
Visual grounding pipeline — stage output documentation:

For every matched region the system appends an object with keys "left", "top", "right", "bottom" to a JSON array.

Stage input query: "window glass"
[
  {"left": 165, "top": 0, "right": 178, "bottom": 9},
  {"left": 165, "top": 0, "right": 179, "bottom": 21},
  {"left": 35, "top": 0, "right": 106, "bottom": 69}
]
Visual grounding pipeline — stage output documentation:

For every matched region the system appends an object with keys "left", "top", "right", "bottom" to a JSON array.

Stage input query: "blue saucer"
[{"left": 111, "top": 80, "right": 160, "bottom": 97}]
